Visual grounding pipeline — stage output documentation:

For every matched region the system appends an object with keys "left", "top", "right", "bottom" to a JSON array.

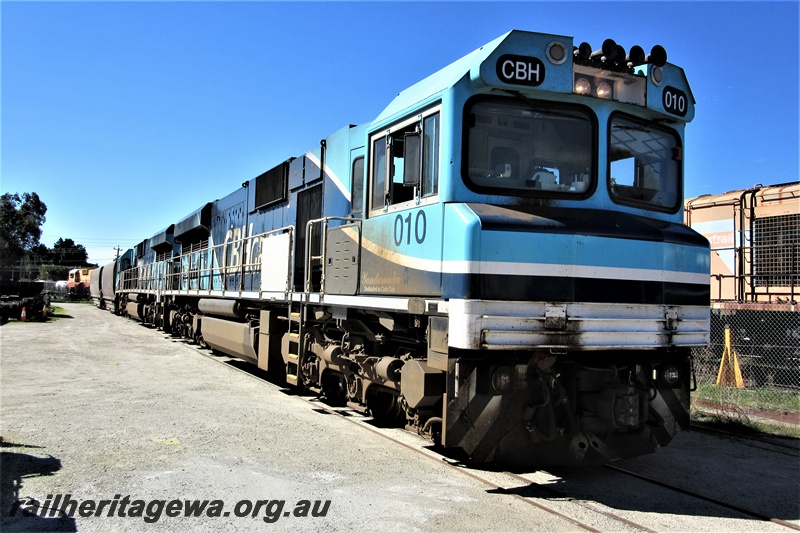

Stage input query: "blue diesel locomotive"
[{"left": 91, "top": 30, "right": 710, "bottom": 467}]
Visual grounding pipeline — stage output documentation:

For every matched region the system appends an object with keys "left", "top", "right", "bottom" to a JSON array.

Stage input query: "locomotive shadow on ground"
[
  {"left": 0, "top": 447, "right": 77, "bottom": 532},
  {"left": 430, "top": 442, "right": 800, "bottom": 522},
  {"left": 507, "top": 465, "right": 797, "bottom": 522},
  {"left": 508, "top": 462, "right": 798, "bottom": 522}
]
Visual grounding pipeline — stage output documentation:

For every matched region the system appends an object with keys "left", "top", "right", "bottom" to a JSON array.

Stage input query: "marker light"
[
  {"left": 546, "top": 41, "right": 567, "bottom": 65},
  {"left": 574, "top": 77, "right": 591, "bottom": 95},
  {"left": 651, "top": 66, "right": 663, "bottom": 86},
  {"left": 596, "top": 81, "right": 612, "bottom": 99}
]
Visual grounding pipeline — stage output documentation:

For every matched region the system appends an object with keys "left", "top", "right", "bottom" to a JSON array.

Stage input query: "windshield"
[
  {"left": 464, "top": 99, "right": 595, "bottom": 196},
  {"left": 609, "top": 115, "right": 681, "bottom": 212}
]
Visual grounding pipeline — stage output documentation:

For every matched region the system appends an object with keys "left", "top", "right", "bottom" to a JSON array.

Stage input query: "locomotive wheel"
[
  {"left": 320, "top": 372, "right": 347, "bottom": 407},
  {"left": 366, "top": 389, "right": 404, "bottom": 426}
]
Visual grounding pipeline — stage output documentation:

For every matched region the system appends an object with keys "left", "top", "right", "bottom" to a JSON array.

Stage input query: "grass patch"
[
  {"left": 691, "top": 405, "right": 800, "bottom": 439},
  {"left": 694, "top": 383, "right": 800, "bottom": 413},
  {"left": 692, "top": 383, "right": 800, "bottom": 439}
]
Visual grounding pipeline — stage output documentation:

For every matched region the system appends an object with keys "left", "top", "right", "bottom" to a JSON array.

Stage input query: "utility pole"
[{"left": 114, "top": 246, "right": 122, "bottom": 261}]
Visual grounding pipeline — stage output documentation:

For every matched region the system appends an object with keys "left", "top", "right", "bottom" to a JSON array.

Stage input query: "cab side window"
[
  {"left": 370, "top": 138, "right": 386, "bottom": 211},
  {"left": 369, "top": 107, "right": 441, "bottom": 214},
  {"left": 422, "top": 113, "right": 440, "bottom": 198}
]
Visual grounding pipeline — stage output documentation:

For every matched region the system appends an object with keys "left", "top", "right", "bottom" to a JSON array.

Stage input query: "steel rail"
[{"left": 501, "top": 470, "right": 658, "bottom": 533}]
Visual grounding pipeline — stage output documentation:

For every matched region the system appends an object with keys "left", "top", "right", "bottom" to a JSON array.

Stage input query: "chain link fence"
[{"left": 691, "top": 308, "right": 800, "bottom": 424}]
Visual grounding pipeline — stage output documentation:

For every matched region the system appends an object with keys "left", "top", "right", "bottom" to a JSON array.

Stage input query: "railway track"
[{"left": 191, "top": 340, "right": 799, "bottom": 532}]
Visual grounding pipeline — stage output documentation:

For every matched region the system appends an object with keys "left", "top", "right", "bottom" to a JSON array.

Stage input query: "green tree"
[
  {"left": 29, "top": 243, "right": 52, "bottom": 264},
  {"left": 38, "top": 264, "right": 70, "bottom": 281},
  {"left": 52, "top": 237, "right": 88, "bottom": 266},
  {"left": 0, "top": 192, "right": 47, "bottom": 270}
]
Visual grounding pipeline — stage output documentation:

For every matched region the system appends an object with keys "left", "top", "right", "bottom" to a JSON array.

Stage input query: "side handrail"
[{"left": 121, "top": 226, "right": 295, "bottom": 297}]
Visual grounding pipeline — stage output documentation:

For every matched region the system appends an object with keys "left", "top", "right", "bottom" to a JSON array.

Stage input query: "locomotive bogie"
[{"left": 441, "top": 348, "right": 692, "bottom": 467}]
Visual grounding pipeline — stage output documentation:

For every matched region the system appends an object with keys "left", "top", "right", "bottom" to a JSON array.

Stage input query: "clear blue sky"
[{"left": 2, "top": 1, "right": 798, "bottom": 265}]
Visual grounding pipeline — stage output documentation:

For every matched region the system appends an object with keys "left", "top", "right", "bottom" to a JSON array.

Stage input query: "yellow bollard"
[{"left": 716, "top": 326, "right": 745, "bottom": 388}]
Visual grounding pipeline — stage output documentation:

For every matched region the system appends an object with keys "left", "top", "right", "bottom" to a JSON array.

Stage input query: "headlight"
[
  {"left": 574, "top": 77, "right": 591, "bottom": 95},
  {"left": 596, "top": 81, "right": 613, "bottom": 99},
  {"left": 573, "top": 68, "right": 645, "bottom": 105},
  {"left": 492, "top": 366, "right": 513, "bottom": 394},
  {"left": 661, "top": 366, "right": 681, "bottom": 387}
]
